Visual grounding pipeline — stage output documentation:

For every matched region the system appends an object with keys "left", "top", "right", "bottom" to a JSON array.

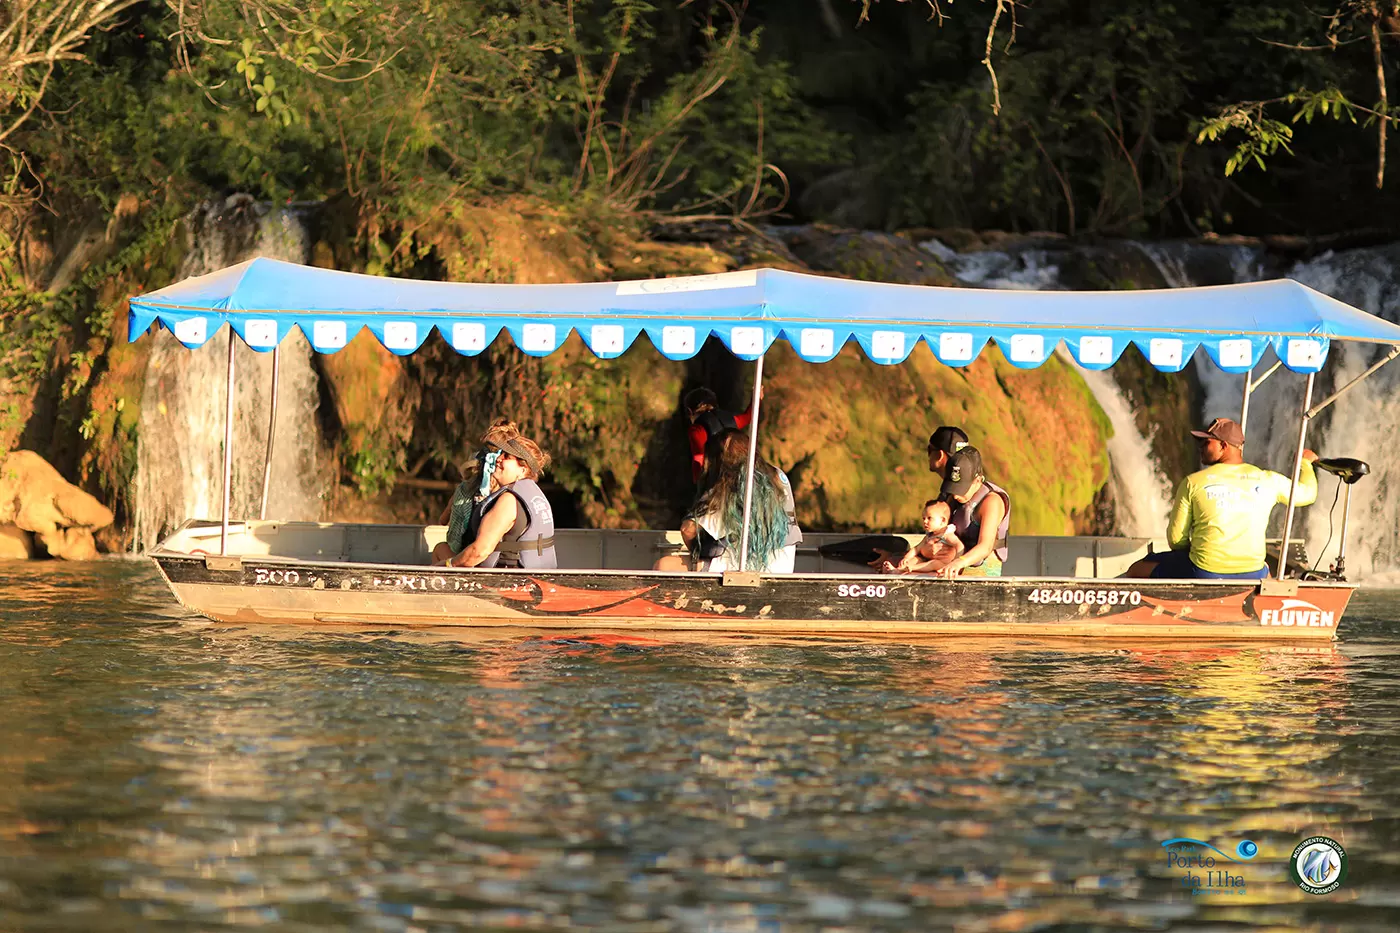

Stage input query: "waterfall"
[
  {"left": 1132, "top": 240, "right": 1400, "bottom": 579},
  {"left": 133, "top": 196, "right": 330, "bottom": 551},
  {"left": 1073, "top": 365, "right": 1173, "bottom": 537},
  {"left": 1247, "top": 248, "right": 1400, "bottom": 579},
  {"left": 924, "top": 239, "right": 1177, "bottom": 537}
]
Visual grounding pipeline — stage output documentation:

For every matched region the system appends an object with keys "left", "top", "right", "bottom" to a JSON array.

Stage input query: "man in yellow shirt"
[{"left": 1126, "top": 417, "right": 1318, "bottom": 579}]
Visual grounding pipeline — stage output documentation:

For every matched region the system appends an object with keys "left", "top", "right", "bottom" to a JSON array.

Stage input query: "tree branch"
[
  {"left": 982, "top": 0, "right": 1011, "bottom": 116},
  {"left": 1374, "top": 16, "right": 1388, "bottom": 187}
]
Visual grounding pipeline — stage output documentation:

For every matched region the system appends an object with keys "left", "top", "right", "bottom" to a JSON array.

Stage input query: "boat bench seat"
[{"left": 155, "top": 521, "right": 1168, "bottom": 579}]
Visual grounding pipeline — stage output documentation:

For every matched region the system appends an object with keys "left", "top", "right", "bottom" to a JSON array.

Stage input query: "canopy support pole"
[
  {"left": 259, "top": 345, "right": 281, "bottom": 521},
  {"left": 737, "top": 353, "right": 766, "bottom": 572},
  {"left": 220, "top": 330, "right": 237, "bottom": 556},
  {"left": 1240, "top": 360, "right": 1283, "bottom": 439},
  {"left": 1276, "top": 372, "right": 1315, "bottom": 579},
  {"left": 1334, "top": 482, "right": 1354, "bottom": 578},
  {"left": 1306, "top": 345, "right": 1400, "bottom": 419}
]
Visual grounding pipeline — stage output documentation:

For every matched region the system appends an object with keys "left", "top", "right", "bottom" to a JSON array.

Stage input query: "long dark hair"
[{"left": 691, "top": 430, "right": 788, "bottom": 567}]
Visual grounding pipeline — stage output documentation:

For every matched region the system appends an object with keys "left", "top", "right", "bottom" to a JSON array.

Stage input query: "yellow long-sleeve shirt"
[{"left": 1166, "top": 460, "right": 1318, "bottom": 574}]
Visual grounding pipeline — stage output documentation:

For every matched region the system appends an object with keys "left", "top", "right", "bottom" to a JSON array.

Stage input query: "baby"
[{"left": 879, "top": 499, "right": 964, "bottom": 574}]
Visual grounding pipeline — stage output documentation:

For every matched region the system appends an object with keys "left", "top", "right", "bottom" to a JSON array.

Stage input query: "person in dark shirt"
[
  {"left": 684, "top": 386, "right": 759, "bottom": 483},
  {"left": 926, "top": 425, "right": 970, "bottom": 478}
]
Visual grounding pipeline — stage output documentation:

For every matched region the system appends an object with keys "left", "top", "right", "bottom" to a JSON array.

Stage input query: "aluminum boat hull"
[{"left": 151, "top": 553, "right": 1352, "bottom": 640}]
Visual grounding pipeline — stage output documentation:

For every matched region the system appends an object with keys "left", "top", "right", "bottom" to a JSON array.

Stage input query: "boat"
[{"left": 129, "top": 261, "right": 1400, "bottom": 640}]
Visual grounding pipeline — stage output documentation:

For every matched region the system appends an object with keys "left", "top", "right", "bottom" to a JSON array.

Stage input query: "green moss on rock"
[{"left": 761, "top": 342, "right": 1111, "bottom": 535}]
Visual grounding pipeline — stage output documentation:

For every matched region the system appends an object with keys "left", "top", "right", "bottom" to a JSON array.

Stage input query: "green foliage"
[
  {"left": 892, "top": 0, "right": 1219, "bottom": 234},
  {"left": 14, "top": 0, "right": 1384, "bottom": 241},
  {"left": 1196, "top": 88, "right": 1384, "bottom": 177},
  {"left": 1193, "top": 2, "right": 1398, "bottom": 185},
  {"left": 346, "top": 436, "right": 405, "bottom": 498}
]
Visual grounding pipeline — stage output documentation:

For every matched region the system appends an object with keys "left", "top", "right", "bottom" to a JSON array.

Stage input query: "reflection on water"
[{"left": 2, "top": 562, "right": 1399, "bottom": 931}]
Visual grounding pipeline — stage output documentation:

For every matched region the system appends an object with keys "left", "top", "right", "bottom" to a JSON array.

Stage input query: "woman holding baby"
[{"left": 876, "top": 437, "right": 1012, "bottom": 578}]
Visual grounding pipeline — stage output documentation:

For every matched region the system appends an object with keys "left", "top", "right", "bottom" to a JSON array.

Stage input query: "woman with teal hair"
[{"left": 657, "top": 429, "right": 799, "bottom": 573}]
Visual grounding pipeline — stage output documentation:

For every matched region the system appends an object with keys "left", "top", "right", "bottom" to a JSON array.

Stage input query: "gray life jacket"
[
  {"left": 950, "top": 478, "right": 1011, "bottom": 564},
  {"left": 468, "top": 478, "right": 557, "bottom": 569},
  {"left": 777, "top": 469, "right": 802, "bottom": 547}
]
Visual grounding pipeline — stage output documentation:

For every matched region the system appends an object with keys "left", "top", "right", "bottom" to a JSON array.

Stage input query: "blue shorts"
[{"left": 1149, "top": 549, "right": 1268, "bottom": 580}]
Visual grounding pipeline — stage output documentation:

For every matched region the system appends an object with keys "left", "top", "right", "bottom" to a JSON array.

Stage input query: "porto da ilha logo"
[
  {"left": 1160, "top": 837, "right": 1258, "bottom": 895},
  {"left": 1290, "top": 836, "right": 1347, "bottom": 895}
]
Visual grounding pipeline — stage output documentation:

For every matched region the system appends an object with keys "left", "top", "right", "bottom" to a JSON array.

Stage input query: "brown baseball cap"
[{"left": 1191, "top": 417, "right": 1245, "bottom": 448}]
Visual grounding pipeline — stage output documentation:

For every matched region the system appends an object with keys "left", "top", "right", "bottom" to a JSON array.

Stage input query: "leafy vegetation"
[
  {"left": 3, "top": 1, "right": 1396, "bottom": 255},
  {"left": 0, "top": 0, "right": 1395, "bottom": 534}
]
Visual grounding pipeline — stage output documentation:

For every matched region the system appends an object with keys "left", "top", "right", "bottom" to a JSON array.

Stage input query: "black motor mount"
[{"left": 1314, "top": 457, "right": 1370, "bottom": 484}]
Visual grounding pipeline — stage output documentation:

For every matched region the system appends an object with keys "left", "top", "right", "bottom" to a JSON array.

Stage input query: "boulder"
[
  {"left": 0, "top": 450, "right": 114, "bottom": 559},
  {"left": 0, "top": 525, "right": 35, "bottom": 560}
]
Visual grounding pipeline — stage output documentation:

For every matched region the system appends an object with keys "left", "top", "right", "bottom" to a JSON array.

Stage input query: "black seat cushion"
[{"left": 817, "top": 534, "right": 912, "bottom": 566}]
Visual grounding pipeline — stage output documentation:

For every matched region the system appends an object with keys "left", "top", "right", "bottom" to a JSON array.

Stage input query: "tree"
[
  {"left": 1197, "top": 0, "right": 1399, "bottom": 188},
  {"left": 0, "top": 0, "right": 141, "bottom": 205}
]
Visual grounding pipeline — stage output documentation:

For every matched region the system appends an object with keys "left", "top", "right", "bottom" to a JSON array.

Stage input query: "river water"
[{"left": 2, "top": 562, "right": 1398, "bottom": 932}]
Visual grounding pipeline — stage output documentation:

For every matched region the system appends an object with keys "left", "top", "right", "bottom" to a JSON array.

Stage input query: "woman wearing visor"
[{"left": 432, "top": 419, "right": 557, "bottom": 570}]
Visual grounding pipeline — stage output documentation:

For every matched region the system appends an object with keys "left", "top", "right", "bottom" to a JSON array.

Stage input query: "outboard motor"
[{"left": 1308, "top": 457, "right": 1371, "bottom": 580}]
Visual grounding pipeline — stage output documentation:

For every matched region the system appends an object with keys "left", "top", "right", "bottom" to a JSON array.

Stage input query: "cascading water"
[
  {"left": 133, "top": 195, "right": 330, "bottom": 551},
  {"left": 923, "top": 239, "right": 1176, "bottom": 537},
  {"left": 1231, "top": 247, "right": 1400, "bottom": 579},
  {"left": 1133, "top": 240, "right": 1400, "bottom": 579},
  {"left": 1072, "top": 365, "right": 1174, "bottom": 538}
]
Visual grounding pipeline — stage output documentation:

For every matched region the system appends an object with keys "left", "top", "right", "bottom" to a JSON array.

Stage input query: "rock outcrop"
[
  {"left": 0, "top": 451, "right": 114, "bottom": 559},
  {"left": 0, "top": 525, "right": 35, "bottom": 559}
]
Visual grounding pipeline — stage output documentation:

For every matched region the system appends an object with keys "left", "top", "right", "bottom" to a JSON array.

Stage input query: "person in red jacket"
[{"left": 684, "top": 386, "right": 760, "bottom": 483}]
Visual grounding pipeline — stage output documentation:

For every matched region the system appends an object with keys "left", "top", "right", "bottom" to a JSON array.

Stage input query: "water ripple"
[{"left": 2, "top": 564, "right": 1399, "bottom": 931}]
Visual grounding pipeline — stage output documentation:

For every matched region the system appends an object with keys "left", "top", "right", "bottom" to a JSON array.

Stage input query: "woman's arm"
[
  {"left": 447, "top": 496, "right": 520, "bottom": 567},
  {"left": 436, "top": 502, "right": 453, "bottom": 525},
  {"left": 940, "top": 495, "right": 1005, "bottom": 577}
]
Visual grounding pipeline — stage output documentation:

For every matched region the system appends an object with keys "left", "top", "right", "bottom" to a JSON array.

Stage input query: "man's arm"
[
  {"left": 733, "top": 385, "right": 764, "bottom": 431},
  {"left": 1273, "top": 452, "right": 1319, "bottom": 507},
  {"left": 1166, "top": 477, "right": 1193, "bottom": 550},
  {"left": 687, "top": 424, "right": 707, "bottom": 482}
]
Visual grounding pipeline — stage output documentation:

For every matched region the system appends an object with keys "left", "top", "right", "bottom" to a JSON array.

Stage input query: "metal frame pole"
[
  {"left": 1335, "top": 483, "right": 1353, "bottom": 577},
  {"left": 1240, "top": 360, "right": 1283, "bottom": 440},
  {"left": 1276, "top": 372, "right": 1315, "bottom": 579},
  {"left": 1240, "top": 365, "right": 1253, "bottom": 438},
  {"left": 220, "top": 329, "right": 237, "bottom": 555},
  {"left": 259, "top": 345, "right": 281, "bottom": 520},
  {"left": 1307, "top": 345, "right": 1400, "bottom": 418},
  {"left": 737, "top": 353, "right": 765, "bottom": 571}
]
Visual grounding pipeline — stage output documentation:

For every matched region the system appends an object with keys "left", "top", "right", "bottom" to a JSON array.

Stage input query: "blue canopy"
[{"left": 127, "top": 257, "right": 1400, "bottom": 374}]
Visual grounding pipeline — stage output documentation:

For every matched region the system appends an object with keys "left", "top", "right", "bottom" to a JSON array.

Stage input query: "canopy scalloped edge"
[{"left": 128, "top": 259, "right": 1400, "bottom": 374}]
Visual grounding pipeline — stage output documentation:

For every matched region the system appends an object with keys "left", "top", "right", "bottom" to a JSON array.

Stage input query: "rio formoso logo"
[
  {"left": 1290, "top": 836, "right": 1348, "bottom": 895},
  {"left": 1258, "top": 598, "right": 1336, "bottom": 628}
]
